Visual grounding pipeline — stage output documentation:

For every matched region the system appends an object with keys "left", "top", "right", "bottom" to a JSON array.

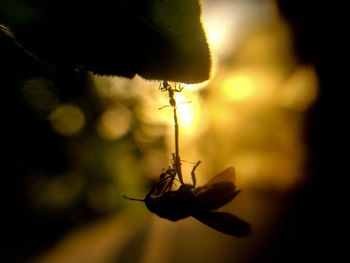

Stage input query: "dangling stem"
[
  {"left": 160, "top": 81, "right": 184, "bottom": 184},
  {"left": 167, "top": 86, "right": 184, "bottom": 184},
  {"left": 173, "top": 103, "right": 184, "bottom": 184}
]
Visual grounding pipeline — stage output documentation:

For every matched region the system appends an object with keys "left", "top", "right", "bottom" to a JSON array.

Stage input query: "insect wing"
[
  {"left": 193, "top": 182, "right": 240, "bottom": 211},
  {"left": 192, "top": 167, "right": 238, "bottom": 211},
  {"left": 193, "top": 211, "right": 250, "bottom": 237},
  {"left": 206, "top": 166, "right": 236, "bottom": 185}
]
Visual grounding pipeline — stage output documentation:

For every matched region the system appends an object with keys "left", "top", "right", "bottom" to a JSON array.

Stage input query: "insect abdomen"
[{"left": 145, "top": 188, "right": 196, "bottom": 221}]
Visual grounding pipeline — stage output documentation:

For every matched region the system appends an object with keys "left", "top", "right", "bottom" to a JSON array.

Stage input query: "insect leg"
[
  {"left": 159, "top": 80, "right": 170, "bottom": 92},
  {"left": 163, "top": 168, "right": 176, "bottom": 191},
  {"left": 174, "top": 83, "right": 184, "bottom": 92},
  {"left": 190, "top": 161, "right": 201, "bottom": 187},
  {"left": 159, "top": 81, "right": 164, "bottom": 91}
]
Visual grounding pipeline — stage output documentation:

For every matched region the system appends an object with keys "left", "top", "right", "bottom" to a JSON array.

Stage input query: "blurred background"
[{"left": 2, "top": 0, "right": 326, "bottom": 262}]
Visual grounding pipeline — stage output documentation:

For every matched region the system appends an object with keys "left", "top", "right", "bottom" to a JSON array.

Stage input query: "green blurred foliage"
[{"left": 0, "top": 1, "right": 210, "bottom": 261}]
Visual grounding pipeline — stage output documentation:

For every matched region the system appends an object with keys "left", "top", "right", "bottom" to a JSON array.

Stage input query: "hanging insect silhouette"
[
  {"left": 124, "top": 81, "right": 250, "bottom": 236},
  {"left": 124, "top": 163, "right": 250, "bottom": 237}
]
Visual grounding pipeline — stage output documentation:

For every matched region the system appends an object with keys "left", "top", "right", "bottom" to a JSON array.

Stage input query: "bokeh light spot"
[
  {"left": 97, "top": 105, "right": 132, "bottom": 140},
  {"left": 21, "top": 77, "right": 60, "bottom": 117},
  {"left": 49, "top": 103, "right": 85, "bottom": 137}
]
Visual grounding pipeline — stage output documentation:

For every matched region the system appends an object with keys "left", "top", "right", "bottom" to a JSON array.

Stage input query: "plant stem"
[
  {"left": 173, "top": 103, "right": 184, "bottom": 184},
  {"left": 161, "top": 81, "right": 184, "bottom": 184}
]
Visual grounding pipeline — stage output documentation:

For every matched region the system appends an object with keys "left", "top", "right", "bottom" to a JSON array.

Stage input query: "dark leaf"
[{"left": 0, "top": 0, "right": 211, "bottom": 83}]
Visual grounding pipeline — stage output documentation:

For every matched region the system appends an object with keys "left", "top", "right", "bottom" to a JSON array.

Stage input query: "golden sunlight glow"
[
  {"left": 222, "top": 75, "right": 255, "bottom": 101},
  {"left": 203, "top": 20, "right": 227, "bottom": 53},
  {"left": 49, "top": 103, "right": 85, "bottom": 137},
  {"left": 188, "top": 7, "right": 319, "bottom": 192},
  {"left": 174, "top": 91, "right": 199, "bottom": 135}
]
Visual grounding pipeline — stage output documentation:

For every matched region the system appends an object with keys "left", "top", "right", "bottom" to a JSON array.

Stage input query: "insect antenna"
[{"left": 122, "top": 195, "right": 145, "bottom": 202}]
